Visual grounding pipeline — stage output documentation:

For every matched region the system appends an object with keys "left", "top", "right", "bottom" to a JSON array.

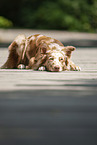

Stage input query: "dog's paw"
[
  {"left": 70, "top": 65, "right": 81, "bottom": 71},
  {"left": 17, "top": 64, "right": 26, "bottom": 69},
  {"left": 38, "top": 66, "right": 46, "bottom": 71},
  {"left": 77, "top": 66, "right": 81, "bottom": 71},
  {"left": 74, "top": 66, "right": 81, "bottom": 71}
]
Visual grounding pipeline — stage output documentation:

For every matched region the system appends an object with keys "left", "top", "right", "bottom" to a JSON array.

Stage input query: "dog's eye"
[
  {"left": 59, "top": 57, "right": 63, "bottom": 61},
  {"left": 49, "top": 57, "right": 54, "bottom": 61}
]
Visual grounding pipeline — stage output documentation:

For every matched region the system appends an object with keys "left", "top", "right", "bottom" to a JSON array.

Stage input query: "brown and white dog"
[{"left": 0, "top": 34, "right": 81, "bottom": 72}]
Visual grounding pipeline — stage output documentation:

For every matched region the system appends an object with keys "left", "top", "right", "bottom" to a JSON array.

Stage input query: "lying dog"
[{"left": 1, "top": 34, "right": 81, "bottom": 72}]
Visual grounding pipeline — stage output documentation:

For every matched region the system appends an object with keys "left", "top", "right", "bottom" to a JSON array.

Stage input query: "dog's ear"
[
  {"left": 8, "top": 41, "right": 18, "bottom": 51},
  {"left": 62, "top": 46, "right": 76, "bottom": 58},
  {"left": 40, "top": 43, "right": 48, "bottom": 54}
]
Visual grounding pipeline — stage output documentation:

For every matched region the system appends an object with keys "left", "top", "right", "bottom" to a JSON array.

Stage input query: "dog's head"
[
  {"left": 44, "top": 50, "right": 66, "bottom": 72},
  {"left": 40, "top": 44, "right": 76, "bottom": 72}
]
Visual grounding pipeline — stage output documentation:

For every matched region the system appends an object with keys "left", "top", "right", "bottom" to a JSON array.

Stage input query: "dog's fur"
[{"left": 0, "top": 34, "right": 81, "bottom": 72}]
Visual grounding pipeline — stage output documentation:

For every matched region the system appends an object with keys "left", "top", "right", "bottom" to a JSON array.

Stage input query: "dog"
[{"left": 0, "top": 34, "right": 81, "bottom": 72}]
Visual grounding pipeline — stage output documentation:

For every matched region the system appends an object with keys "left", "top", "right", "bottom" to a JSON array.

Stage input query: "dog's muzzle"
[{"left": 53, "top": 66, "right": 60, "bottom": 72}]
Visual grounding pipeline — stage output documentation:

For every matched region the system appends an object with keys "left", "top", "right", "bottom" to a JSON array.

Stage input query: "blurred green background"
[{"left": 0, "top": 0, "right": 97, "bottom": 32}]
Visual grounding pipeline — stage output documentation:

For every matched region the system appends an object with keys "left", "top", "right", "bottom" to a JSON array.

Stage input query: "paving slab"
[
  {"left": 0, "top": 29, "right": 97, "bottom": 47},
  {"left": 0, "top": 48, "right": 97, "bottom": 145}
]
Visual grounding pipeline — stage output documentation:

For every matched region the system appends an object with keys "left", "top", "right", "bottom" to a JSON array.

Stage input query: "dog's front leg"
[
  {"left": 26, "top": 57, "right": 35, "bottom": 69},
  {"left": 69, "top": 60, "right": 81, "bottom": 71},
  {"left": 33, "top": 55, "right": 47, "bottom": 70},
  {"left": 26, "top": 55, "right": 47, "bottom": 70}
]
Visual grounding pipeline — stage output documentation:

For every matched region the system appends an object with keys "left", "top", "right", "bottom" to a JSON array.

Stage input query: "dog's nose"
[{"left": 54, "top": 66, "right": 60, "bottom": 71}]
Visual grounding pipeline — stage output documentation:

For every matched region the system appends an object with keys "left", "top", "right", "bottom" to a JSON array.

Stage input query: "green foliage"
[
  {"left": 0, "top": 0, "right": 97, "bottom": 32},
  {"left": 0, "top": 16, "right": 13, "bottom": 28}
]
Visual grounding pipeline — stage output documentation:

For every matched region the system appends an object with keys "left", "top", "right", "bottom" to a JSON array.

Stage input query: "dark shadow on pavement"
[
  {"left": 0, "top": 78, "right": 97, "bottom": 145},
  {"left": 62, "top": 39, "right": 97, "bottom": 47},
  {"left": 0, "top": 39, "right": 97, "bottom": 48}
]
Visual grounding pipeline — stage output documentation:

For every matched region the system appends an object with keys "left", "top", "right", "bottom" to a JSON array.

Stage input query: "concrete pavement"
[
  {"left": 0, "top": 29, "right": 97, "bottom": 42},
  {"left": 0, "top": 48, "right": 97, "bottom": 91},
  {"left": 0, "top": 29, "right": 97, "bottom": 47}
]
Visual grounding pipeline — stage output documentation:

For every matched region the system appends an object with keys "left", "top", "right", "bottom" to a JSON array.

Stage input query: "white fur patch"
[
  {"left": 49, "top": 43, "right": 64, "bottom": 51},
  {"left": 37, "top": 34, "right": 44, "bottom": 39},
  {"left": 29, "top": 36, "right": 36, "bottom": 41},
  {"left": 17, "top": 64, "right": 26, "bottom": 69},
  {"left": 15, "top": 34, "right": 26, "bottom": 56},
  {"left": 51, "top": 51, "right": 63, "bottom": 58},
  {"left": 46, "top": 51, "right": 64, "bottom": 72},
  {"left": 15, "top": 34, "right": 26, "bottom": 45},
  {"left": 51, "top": 52, "right": 63, "bottom": 65},
  {"left": 45, "top": 39, "right": 54, "bottom": 43},
  {"left": 38, "top": 66, "right": 46, "bottom": 71},
  {"left": 36, "top": 35, "right": 44, "bottom": 45}
]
